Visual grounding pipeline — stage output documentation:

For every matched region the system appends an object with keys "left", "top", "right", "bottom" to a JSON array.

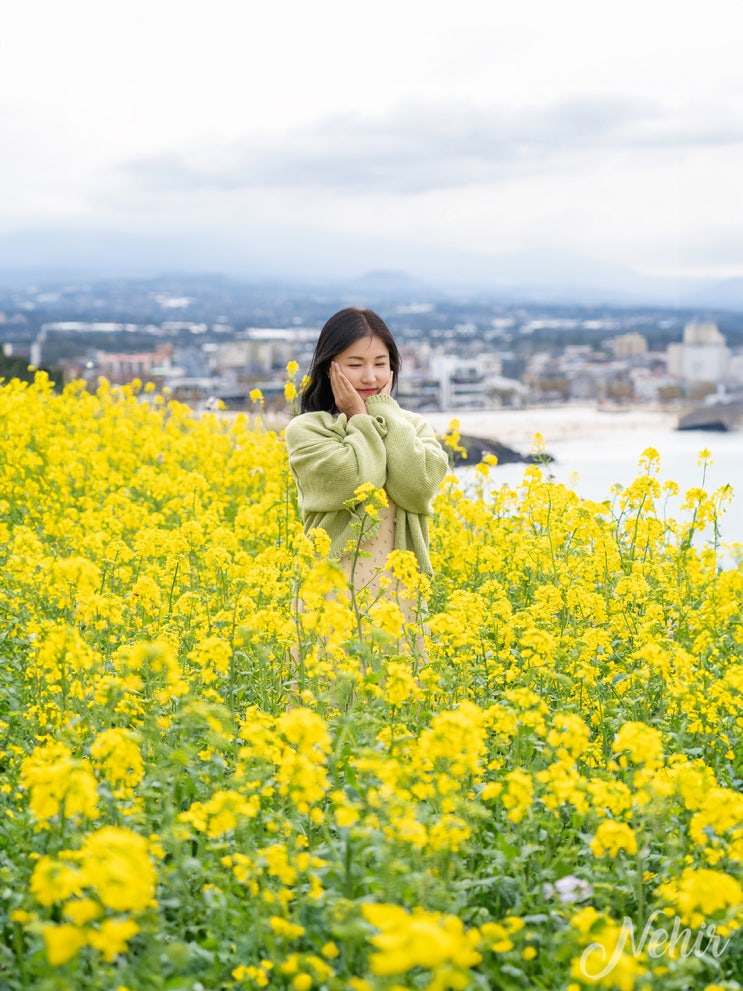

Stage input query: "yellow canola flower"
[
  {"left": 277, "top": 707, "right": 331, "bottom": 753},
  {"left": 689, "top": 786, "right": 743, "bottom": 863},
  {"left": 531, "top": 432, "right": 546, "bottom": 456},
  {"left": 187, "top": 636, "right": 233, "bottom": 683},
  {"left": 427, "top": 815, "right": 471, "bottom": 852},
  {"left": 385, "top": 549, "right": 420, "bottom": 587},
  {"left": 612, "top": 721, "right": 664, "bottom": 767},
  {"left": 500, "top": 769, "right": 534, "bottom": 824},
  {"left": 368, "top": 599, "right": 406, "bottom": 640},
  {"left": 90, "top": 728, "right": 144, "bottom": 796},
  {"left": 270, "top": 708, "right": 332, "bottom": 812},
  {"left": 639, "top": 446, "right": 661, "bottom": 471},
  {"left": 480, "top": 916, "right": 525, "bottom": 953},
  {"left": 42, "top": 923, "right": 87, "bottom": 966},
  {"left": 9, "top": 910, "right": 34, "bottom": 925},
  {"left": 63, "top": 897, "right": 102, "bottom": 926},
  {"left": 590, "top": 820, "right": 638, "bottom": 858},
  {"left": 349, "top": 482, "right": 388, "bottom": 520},
  {"left": 535, "top": 760, "right": 589, "bottom": 814},
  {"left": 179, "top": 789, "right": 260, "bottom": 837},
  {"left": 260, "top": 843, "right": 300, "bottom": 886},
  {"left": 270, "top": 916, "right": 305, "bottom": 939},
  {"left": 119, "top": 640, "right": 189, "bottom": 700},
  {"left": 362, "top": 903, "right": 482, "bottom": 977},
  {"left": 29, "top": 826, "right": 156, "bottom": 920},
  {"left": 233, "top": 964, "right": 271, "bottom": 987},
  {"left": 87, "top": 918, "right": 141, "bottom": 962},
  {"left": 20, "top": 741, "right": 99, "bottom": 824},
  {"left": 657, "top": 867, "right": 743, "bottom": 928},
  {"left": 331, "top": 790, "right": 360, "bottom": 829},
  {"left": 30, "top": 856, "right": 84, "bottom": 906},
  {"left": 417, "top": 701, "right": 488, "bottom": 780},
  {"left": 571, "top": 913, "right": 648, "bottom": 991},
  {"left": 547, "top": 712, "right": 592, "bottom": 760},
  {"left": 306, "top": 526, "right": 332, "bottom": 558},
  {"left": 383, "top": 660, "right": 420, "bottom": 706},
  {"left": 29, "top": 624, "right": 101, "bottom": 686},
  {"left": 5, "top": 369, "right": 743, "bottom": 989},
  {"left": 585, "top": 779, "right": 633, "bottom": 818},
  {"left": 78, "top": 827, "right": 157, "bottom": 912},
  {"left": 441, "top": 419, "right": 467, "bottom": 457}
]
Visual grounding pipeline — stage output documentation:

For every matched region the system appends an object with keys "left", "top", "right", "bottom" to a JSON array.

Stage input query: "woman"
[{"left": 285, "top": 307, "right": 448, "bottom": 593}]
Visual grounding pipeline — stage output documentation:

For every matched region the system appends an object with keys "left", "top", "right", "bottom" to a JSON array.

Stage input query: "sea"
[{"left": 425, "top": 406, "right": 743, "bottom": 554}]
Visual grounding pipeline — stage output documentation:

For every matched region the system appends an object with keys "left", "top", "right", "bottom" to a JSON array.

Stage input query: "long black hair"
[{"left": 300, "top": 308, "right": 402, "bottom": 414}]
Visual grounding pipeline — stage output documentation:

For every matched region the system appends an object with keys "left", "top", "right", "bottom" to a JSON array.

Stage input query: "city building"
[
  {"left": 612, "top": 333, "right": 648, "bottom": 357},
  {"left": 667, "top": 321, "right": 730, "bottom": 384},
  {"left": 429, "top": 354, "right": 487, "bottom": 408},
  {"left": 93, "top": 345, "right": 174, "bottom": 383}
]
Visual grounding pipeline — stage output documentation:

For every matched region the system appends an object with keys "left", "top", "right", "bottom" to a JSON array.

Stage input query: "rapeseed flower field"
[{"left": 1, "top": 371, "right": 742, "bottom": 991}]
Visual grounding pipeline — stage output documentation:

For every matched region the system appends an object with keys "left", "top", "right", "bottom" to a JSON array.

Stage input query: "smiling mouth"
[{"left": 359, "top": 389, "right": 378, "bottom": 394}]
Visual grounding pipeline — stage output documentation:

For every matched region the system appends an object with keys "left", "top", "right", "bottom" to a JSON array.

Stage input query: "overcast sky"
[{"left": 2, "top": 0, "right": 742, "bottom": 286}]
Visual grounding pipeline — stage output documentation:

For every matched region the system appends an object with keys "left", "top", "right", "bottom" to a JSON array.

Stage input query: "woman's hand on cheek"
[
  {"left": 380, "top": 372, "right": 394, "bottom": 396},
  {"left": 329, "top": 362, "right": 367, "bottom": 418}
]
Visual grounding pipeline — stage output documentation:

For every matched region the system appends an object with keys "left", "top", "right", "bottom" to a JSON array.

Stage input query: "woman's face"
[{"left": 333, "top": 334, "right": 391, "bottom": 399}]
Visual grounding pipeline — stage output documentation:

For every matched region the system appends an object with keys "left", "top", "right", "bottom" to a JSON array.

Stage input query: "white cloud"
[
  {"left": 118, "top": 97, "right": 743, "bottom": 196},
  {"left": 1, "top": 0, "right": 742, "bottom": 280}
]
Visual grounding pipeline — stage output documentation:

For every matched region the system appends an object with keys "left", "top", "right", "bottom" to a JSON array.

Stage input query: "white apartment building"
[
  {"left": 427, "top": 353, "right": 524, "bottom": 408},
  {"left": 429, "top": 354, "right": 487, "bottom": 408},
  {"left": 666, "top": 321, "right": 731, "bottom": 384}
]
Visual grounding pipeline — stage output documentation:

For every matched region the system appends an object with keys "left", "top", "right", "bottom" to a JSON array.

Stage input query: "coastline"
[
  {"left": 425, "top": 405, "right": 679, "bottom": 449},
  {"left": 210, "top": 403, "right": 680, "bottom": 447},
  {"left": 208, "top": 401, "right": 743, "bottom": 548}
]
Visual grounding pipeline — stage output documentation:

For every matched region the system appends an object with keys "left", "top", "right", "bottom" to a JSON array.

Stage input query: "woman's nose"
[{"left": 360, "top": 366, "right": 376, "bottom": 383}]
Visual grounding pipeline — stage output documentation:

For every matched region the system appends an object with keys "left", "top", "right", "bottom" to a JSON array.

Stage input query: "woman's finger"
[
  {"left": 330, "top": 363, "right": 352, "bottom": 406},
  {"left": 330, "top": 368, "right": 344, "bottom": 397},
  {"left": 329, "top": 361, "right": 365, "bottom": 417},
  {"left": 332, "top": 364, "right": 353, "bottom": 395}
]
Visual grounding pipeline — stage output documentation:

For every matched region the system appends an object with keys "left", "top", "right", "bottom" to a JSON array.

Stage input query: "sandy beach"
[
  {"left": 214, "top": 403, "right": 680, "bottom": 450},
  {"left": 424, "top": 405, "right": 679, "bottom": 451}
]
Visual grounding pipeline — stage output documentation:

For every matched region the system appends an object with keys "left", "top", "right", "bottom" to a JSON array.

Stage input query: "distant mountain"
[
  {"left": 0, "top": 227, "right": 253, "bottom": 281},
  {"left": 346, "top": 269, "right": 445, "bottom": 299},
  {"left": 439, "top": 247, "right": 691, "bottom": 307},
  {"left": 680, "top": 277, "right": 743, "bottom": 312},
  {"left": 0, "top": 225, "right": 740, "bottom": 311}
]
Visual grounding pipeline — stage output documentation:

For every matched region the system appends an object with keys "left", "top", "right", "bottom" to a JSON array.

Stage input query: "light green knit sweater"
[{"left": 284, "top": 394, "right": 449, "bottom": 574}]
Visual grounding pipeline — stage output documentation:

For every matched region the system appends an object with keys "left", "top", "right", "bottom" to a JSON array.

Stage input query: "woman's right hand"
[{"left": 329, "top": 362, "right": 367, "bottom": 418}]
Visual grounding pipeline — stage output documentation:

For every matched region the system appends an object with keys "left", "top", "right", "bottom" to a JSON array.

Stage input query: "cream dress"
[
  {"left": 341, "top": 494, "right": 427, "bottom": 631},
  {"left": 342, "top": 494, "right": 397, "bottom": 597},
  {"left": 289, "top": 494, "right": 427, "bottom": 693}
]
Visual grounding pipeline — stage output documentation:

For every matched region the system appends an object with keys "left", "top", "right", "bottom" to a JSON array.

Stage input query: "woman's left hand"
[{"left": 380, "top": 372, "right": 394, "bottom": 396}]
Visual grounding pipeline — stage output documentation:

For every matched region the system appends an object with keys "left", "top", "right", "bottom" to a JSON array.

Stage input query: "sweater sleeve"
[
  {"left": 284, "top": 411, "right": 388, "bottom": 512},
  {"left": 364, "top": 394, "right": 449, "bottom": 514}
]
